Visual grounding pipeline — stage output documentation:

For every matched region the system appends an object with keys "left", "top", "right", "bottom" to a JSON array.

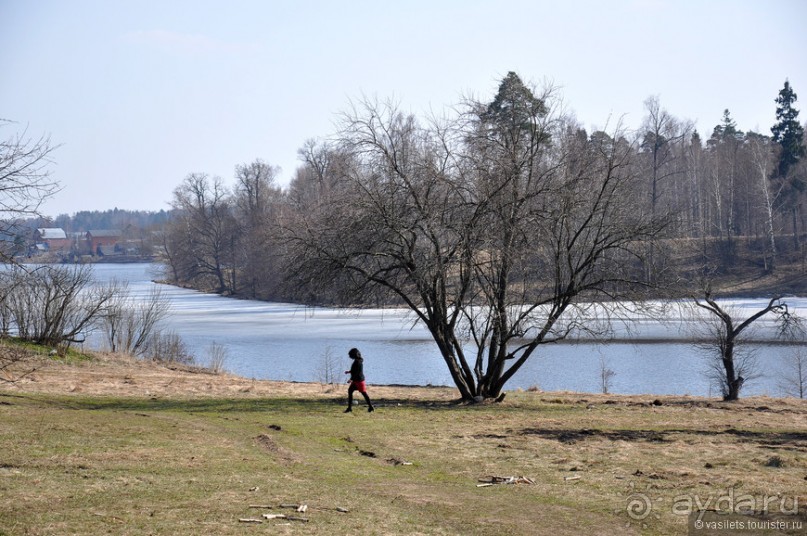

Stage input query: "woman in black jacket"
[{"left": 344, "top": 347, "right": 375, "bottom": 413}]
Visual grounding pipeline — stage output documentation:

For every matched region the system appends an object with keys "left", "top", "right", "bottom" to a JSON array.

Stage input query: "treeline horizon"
[{"left": 27, "top": 208, "right": 171, "bottom": 233}]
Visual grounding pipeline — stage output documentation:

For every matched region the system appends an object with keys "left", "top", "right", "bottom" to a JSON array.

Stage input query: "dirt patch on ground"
[{"left": 254, "top": 432, "right": 300, "bottom": 462}]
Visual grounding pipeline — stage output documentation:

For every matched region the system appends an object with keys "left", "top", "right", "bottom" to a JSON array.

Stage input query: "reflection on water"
[{"left": 84, "top": 263, "right": 804, "bottom": 397}]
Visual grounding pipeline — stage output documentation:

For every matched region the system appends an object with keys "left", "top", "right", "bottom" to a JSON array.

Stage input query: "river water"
[{"left": 84, "top": 263, "right": 805, "bottom": 397}]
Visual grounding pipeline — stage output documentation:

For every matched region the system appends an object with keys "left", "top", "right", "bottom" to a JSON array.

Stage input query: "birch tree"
[{"left": 747, "top": 132, "right": 780, "bottom": 270}]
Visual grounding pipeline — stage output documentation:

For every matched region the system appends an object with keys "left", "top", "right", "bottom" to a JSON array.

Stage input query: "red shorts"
[{"left": 350, "top": 380, "right": 367, "bottom": 393}]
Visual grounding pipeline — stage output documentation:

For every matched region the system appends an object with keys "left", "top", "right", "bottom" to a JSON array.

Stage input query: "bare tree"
[
  {"left": 97, "top": 279, "right": 129, "bottom": 351},
  {"left": 599, "top": 354, "right": 616, "bottom": 394},
  {"left": 290, "top": 139, "right": 348, "bottom": 208},
  {"left": 639, "top": 97, "right": 690, "bottom": 220},
  {"left": 779, "top": 348, "right": 806, "bottom": 399},
  {"left": 232, "top": 160, "right": 282, "bottom": 299},
  {"left": 0, "top": 120, "right": 61, "bottom": 261},
  {"left": 167, "top": 173, "right": 238, "bottom": 293},
  {"left": 637, "top": 97, "right": 691, "bottom": 281},
  {"left": 747, "top": 132, "right": 781, "bottom": 270},
  {"left": 683, "top": 130, "right": 707, "bottom": 239},
  {"left": 692, "top": 290, "right": 803, "bottom": 400},
  {"left": 284, "top": 96, "right": 484, "bottom": 397},
  {"left": 702, "top": 110, "right": 751, "bottom": 261},
  {"left": 315, "top": 345, "right": 341, "bottom": 388},
  {"left": 284, "top": 74, "right": 666, "bottom": 400},
  {"left": 459, "top": 79, "right": 667, "bottom": 399},
  {"left": 159, "top": 219, "right": 196, "bottom": 283}
]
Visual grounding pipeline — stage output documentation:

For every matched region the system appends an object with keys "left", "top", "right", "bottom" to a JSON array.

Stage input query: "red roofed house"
[
  {"left": 33, "top": 228, "right": 72, "bottom": 253},
  {"left": 85, "top": 229, "right": 123, "bottom": 256}
]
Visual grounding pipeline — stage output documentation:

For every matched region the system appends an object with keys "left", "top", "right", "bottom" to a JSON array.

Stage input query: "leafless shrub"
[
  {"left": 779, "top": 348, "right": 807, "bottom": 399},
  {"left": 205, "top": 342, "right": 228, "bottom": 374},
  {"left": 145, "top": 330, "right": 194, "bottom": 365},
  {"left": 100, "top": 284, "right": 170, "bottom": 356},
  {"left": 315, "top": 345, "right": 341, "bottom": 388},
  {"left": 599, "top": 354, "right": 616, "bottom": 394},
  {"left": 0, "top": 340, "right": 38, "bottom": 383},
  {"left": 0, "top": 264, "right": 118, "bottom": 351}
]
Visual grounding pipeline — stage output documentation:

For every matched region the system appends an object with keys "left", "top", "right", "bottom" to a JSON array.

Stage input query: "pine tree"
[
  {"left": 481, "top": 71, "right": 547, "bottom": 129},
  {"left": 770, "top": 80, "right": 806, "bottom": 248},
  {"left": 771, "top": 80, "right": 805, "bottom": 179}
]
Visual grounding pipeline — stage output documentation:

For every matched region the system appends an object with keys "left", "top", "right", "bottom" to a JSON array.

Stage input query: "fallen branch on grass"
[
  {"left": 249, "top": 502, "right": 349, "bottom": 519},
  {"left": 476, "top": 475, "right": 535, "bottom": 487},
  {"left": 278, "top": 503, "right": 308, "bottom": 512}
]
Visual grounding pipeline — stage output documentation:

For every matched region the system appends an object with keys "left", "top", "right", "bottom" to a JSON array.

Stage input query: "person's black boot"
[
  {"left": 344, "top": 407, "right": 352, "bottom": 413},
  {"left": 368, "top": 405, "right": 374, "bottom": 412}
]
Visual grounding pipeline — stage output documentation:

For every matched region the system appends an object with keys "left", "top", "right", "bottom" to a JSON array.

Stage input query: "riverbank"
[
  {"left": 1, "top": 351, "right": 459, "bottom": 401},
  {"left": 2, "top": 350, "right": 805, "bottom": 406},
  {"left": 2, "top": 352, "right": 806, "bottom": 535}
]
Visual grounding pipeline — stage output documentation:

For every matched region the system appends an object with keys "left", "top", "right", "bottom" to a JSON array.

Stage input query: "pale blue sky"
[{"left": 2, "top": 0, "right": 805, "bottom": 216}]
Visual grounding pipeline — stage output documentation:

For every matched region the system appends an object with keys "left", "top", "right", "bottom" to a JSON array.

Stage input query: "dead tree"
[{"left": 693, "top": 291, "right": 803, "bottom": 401}]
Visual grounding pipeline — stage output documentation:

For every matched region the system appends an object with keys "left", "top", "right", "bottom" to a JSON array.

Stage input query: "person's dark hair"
[{"left": 348, "top": 348, "right": 362, "bottom": 359}]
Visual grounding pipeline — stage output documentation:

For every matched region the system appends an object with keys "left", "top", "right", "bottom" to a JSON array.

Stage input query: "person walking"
[{"left": 344, "top": 347, "right": 374, "bottom": 413}]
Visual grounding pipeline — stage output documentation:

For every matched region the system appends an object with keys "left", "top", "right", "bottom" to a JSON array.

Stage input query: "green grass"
[
  {"left": 1, "top": 336, "right": 93, "bottom": 363},
  {"left": 1, "top": 390, "right": 806, "bottom": 535}
]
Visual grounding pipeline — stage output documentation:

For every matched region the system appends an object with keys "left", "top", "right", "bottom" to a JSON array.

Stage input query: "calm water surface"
[{"left": 86, "top": 263, "right": 805, "bottom": 397}]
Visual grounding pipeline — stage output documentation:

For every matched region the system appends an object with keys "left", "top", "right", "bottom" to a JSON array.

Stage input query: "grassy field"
[{"left": 1, "top": 355, "right": 806, "bottom": 535}]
